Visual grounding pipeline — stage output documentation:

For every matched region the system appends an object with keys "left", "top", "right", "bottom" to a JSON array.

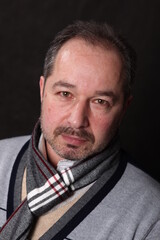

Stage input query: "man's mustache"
[{"left": 54, "top": 126, "right": 95, "bottom": 143}]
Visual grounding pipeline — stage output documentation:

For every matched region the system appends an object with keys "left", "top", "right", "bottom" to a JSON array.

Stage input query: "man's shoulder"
[
  {"left": 0, "top": 135, "right": 31, "bottom": 225},
  {"left": 124, "top": 161, "right": 160, "bottom": 201},
  {"left": 120, "top": 151, "right": 160, "bottom": 197},
  {"left": 0, "top": 135, "right": 30, "bottom": 148},
  {"left": 0, "top": 135, "right": 30, "bottom": 162}
]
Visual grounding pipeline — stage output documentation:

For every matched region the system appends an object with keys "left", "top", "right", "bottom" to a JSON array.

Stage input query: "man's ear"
[
  {"left": 124, "top": 95, "right": 133, "bottom": 113},
  {"left": 119, "top": 95, "right": 133, "bottom": 126},
  {"left": 39, "top": 76, "right": 45, "bottom": 102}
]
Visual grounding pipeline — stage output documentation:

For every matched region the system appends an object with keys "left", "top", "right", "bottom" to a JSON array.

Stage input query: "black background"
[{"left": 0, "top": 0, "right": 160, "bottom": 181}]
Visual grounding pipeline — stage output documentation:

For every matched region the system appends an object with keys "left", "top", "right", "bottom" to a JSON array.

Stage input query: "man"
[{"left": 0, "top": 21, "right": 160, "bottom": 240}]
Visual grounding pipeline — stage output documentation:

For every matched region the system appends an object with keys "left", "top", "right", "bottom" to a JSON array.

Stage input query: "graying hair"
[{"left": 43, "top": 20, "right": 136, "bottom": 100}]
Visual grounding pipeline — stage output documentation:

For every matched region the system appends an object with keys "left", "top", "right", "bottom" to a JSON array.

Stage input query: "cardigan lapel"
[{"left": 41, "top": 151, "right": 127, "bottom": 240}]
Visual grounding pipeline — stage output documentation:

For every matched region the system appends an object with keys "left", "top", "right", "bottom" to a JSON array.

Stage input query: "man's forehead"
[
  {"left": 56, "top": 37, "right": 120, "bottom": 60},
  {"left": 56, "top": 38, "right": 94, "bottom": 60},
  {"left": 54, "top": 38, "right": 123, "bottom": 75},
  {"left": 48, "top": 38, "right": 124, "bottom": 96}
]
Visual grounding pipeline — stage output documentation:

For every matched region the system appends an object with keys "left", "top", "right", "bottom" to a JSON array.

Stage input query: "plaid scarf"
[{"left": 0, "top": 123, "right": 120, "bottom": 240}]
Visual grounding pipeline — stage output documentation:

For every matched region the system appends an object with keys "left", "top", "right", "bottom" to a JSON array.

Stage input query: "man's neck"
[{"left": 38, "top": 134, "right": 77, "bottom": 170}]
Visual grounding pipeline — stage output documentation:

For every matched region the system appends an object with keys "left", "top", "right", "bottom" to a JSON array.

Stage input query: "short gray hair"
[{"left": 43, "top": 20, "right": 136, "bottom": 100}]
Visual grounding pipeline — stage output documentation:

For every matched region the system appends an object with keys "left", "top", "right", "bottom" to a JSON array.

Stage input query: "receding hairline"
[
  {"left": 43, "top": 20, "right": 136, "bottom": 101},
  {"left": 45, "top": 36, "right": 124, "bottom": 79}
]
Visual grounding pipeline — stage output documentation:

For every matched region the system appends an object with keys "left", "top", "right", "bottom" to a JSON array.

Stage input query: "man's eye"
[
  {"left": 94, "top": 99, "right": 111, "bottom": 109},
  {"left": 96, "top": 99, "right": 108, "bottom": 105},
  {"left": 60, "top": 91, "right": 71, "bottom": 97}
]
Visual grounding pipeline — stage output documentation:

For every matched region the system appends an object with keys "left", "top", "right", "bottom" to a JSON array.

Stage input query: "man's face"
[{"left": 40, "top": 38, "right": 130, "bottom": 165}]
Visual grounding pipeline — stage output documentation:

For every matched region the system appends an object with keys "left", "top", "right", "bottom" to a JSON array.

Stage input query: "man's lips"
[
  {"left": 61, "top": 134, "right": 87, "bottom": 146},
  {"left": 54, "top": 126, "right": 95, "bottom": 144}
]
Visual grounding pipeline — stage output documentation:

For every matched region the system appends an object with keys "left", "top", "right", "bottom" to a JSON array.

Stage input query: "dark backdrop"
[{"left": 0, "top": 0, "right": 160, "bottom": 181}]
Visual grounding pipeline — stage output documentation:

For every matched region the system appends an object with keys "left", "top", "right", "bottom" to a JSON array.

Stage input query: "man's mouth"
[
  {"left": 54, "top": 126, "right": 95, "bottom": 145},
  {"left": 61, "top": 133, "right": 88, "bottom": 146}
]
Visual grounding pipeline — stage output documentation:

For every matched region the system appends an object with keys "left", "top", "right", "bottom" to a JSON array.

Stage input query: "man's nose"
[{"left": 67, "top": 101, "right": 89, "bottom": 129}]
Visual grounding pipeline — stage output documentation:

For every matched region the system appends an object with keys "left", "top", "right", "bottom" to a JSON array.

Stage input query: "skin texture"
[{"left": 40, "top": 38, "right": 131, "bottom": 167}]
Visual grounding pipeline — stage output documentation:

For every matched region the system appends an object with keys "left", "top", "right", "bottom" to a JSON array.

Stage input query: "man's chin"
[
  {"left": 56, "top": 151, "right": 86, "bottom": 161},
  {"left": 54, "top": 147, "right": 91, "bottom": 161},
  {"left": 66, "top": 144, "right": 79, "bottom": 149}
]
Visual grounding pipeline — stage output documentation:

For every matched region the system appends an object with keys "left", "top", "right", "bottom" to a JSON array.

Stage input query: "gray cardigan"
[{"left": 0, "top": 136, "right": 160, "bottom": 240}]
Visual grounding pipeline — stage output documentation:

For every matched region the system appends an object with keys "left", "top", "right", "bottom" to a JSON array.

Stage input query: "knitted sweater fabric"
[{"left": 0, "top": 136, "right": 160, "bottom": 240}]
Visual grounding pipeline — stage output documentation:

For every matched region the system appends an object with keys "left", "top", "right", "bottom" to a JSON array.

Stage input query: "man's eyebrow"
[
  {"left": 95, "top": 90, "right": 116, "bottom": 98},
  {"left": 52, "top": 80, "right": 76, "bottom": 89}
]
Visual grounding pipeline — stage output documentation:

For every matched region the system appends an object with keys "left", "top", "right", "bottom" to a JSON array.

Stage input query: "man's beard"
[{"left": 41, "top": 123, "right": 108, "bottom": 161}]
